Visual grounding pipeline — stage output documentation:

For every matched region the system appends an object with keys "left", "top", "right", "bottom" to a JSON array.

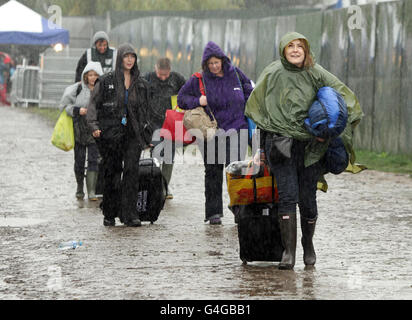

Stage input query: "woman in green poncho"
[{"left": 245, "top": 32, "right": 363, "bottom": 270}]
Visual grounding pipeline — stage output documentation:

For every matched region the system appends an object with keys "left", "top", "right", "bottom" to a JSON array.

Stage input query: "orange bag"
[{"left": 226, "top": 161, "right": 278, "bottom": 206}]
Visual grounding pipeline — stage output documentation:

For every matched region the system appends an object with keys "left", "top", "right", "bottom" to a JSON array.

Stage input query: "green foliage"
[{"left": 37, "top": 0, "right": 244, "bottom": 16}]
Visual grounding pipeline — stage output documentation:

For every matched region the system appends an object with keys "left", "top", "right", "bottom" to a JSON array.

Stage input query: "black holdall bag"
[
  {"left": 236, "top": 171, "right": 283, "bottom": 264},
  {"left": 136, "top": 155, "right": 168, "bottom": 223}
]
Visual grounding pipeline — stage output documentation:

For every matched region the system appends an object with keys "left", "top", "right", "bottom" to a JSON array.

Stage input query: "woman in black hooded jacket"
[{"left": 87, "top": 43, "right": 152, "bottom": 227}]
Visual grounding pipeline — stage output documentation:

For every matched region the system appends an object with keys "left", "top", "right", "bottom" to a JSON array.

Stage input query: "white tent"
[{"left": 0, "top": 0, "right": 69, "bottom": 45}]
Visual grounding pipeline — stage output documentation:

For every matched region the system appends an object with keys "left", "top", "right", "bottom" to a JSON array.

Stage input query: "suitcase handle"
[
  {"left": 248, "top": 163, "right": 276, "bottom": 204},
  {"left": 245, "top": 161, "right": 270, "bottom": 179}
]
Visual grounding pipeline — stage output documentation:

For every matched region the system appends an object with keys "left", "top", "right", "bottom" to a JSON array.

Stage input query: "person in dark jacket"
[
  {"left": 75, "top": 31, "right": 117, "bottom": 82},
  {"left": 59, "top": 61, "right": 103, "bottom": 200},
  {"left": 144, "top": 57, "right": 186, "bottom": 199},
  {"left": 177, "top": 41, "right": 253, "bottom": 225},
  {"left": 87, "top": 43, "right": 152, "bottom": 227}
]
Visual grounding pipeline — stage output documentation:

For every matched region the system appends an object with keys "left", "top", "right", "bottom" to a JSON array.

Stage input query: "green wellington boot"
[{"left": 86, "top": 171, "right": 98, "bottom": 201}]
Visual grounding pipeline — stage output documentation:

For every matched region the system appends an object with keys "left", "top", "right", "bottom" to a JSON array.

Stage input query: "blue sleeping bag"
[
  {"left": 324, "top": 136, "right": 349, "bottom": 174},
  {"left": 304, "top": 87, "right": 348, "bottom": 139}
]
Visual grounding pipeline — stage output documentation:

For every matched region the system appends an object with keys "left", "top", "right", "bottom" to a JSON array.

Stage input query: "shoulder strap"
[
  {"left": 191, "top": 72, "right": 215, "bottom": 121},
  {"left": 192, "top": 72, "right": 206, "bottom": 96},
  {"left": 75, "top": 82, "right": 82, "bottom": 97},
  {"left": 233, "top": 68, "right": 244, "bottom": 94}
]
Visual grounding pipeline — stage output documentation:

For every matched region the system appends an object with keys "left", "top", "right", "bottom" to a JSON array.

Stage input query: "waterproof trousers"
[{"left": 97, "top": 129, "right": 142, "bottom": 224}]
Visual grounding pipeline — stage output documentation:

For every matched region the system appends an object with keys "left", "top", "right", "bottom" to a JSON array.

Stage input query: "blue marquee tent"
[{"left": 0, "top": 0, "right": 69, "bottom": 45}]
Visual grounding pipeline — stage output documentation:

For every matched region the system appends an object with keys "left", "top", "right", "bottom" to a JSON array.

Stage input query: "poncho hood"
[{"left": 279, "top": 31, "right": 315, "bottom": 71}]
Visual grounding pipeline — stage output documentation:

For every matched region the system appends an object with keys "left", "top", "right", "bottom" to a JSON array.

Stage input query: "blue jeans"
[{"left": 265, "top": 137, "right": 323, "bottom": 219}]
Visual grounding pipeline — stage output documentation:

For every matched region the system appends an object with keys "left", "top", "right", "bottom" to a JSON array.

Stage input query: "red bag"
[{"left": 160, "top": 109, "right": 196, "bottom": 145}]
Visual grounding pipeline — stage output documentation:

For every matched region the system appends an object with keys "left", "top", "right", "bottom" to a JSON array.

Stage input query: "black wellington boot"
[
  {"left": 75, "top": 172, "right": 85, "bottom": 199},
  {"left": 301, "top": 216, "right": 317, "bottom": 266},
  {"left": 278, "top": 213, "right": 297, "bottom": 270}
]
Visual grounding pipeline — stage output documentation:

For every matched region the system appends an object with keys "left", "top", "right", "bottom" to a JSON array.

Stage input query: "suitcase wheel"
[{"left": 242, "top": 260, "right": 247, "bottom": 265}]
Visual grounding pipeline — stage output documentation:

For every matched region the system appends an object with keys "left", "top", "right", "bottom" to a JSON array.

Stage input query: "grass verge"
[
  {"left": 24, "top": 106, "right": 61, "bottom": 125},
  {"left": 355, "top": 149, "right": 412, "bottom": 176}
]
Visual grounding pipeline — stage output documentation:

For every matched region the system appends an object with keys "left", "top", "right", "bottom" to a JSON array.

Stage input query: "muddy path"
[{"left": 1, "top": 106, "right": 412, "bottom": 300}]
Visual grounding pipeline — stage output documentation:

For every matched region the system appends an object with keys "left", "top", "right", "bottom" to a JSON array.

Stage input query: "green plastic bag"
[{"left": 51, "top": 109, "right": 75, "bottom": 151}]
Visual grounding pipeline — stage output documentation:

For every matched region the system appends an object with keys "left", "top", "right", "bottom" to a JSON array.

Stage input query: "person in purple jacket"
[{"left": 177, "top": 41, "right": 253, "bottom": 225}]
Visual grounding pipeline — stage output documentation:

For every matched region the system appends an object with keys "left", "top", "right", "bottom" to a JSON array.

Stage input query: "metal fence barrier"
[
  {"left": 38, "top": 47, "right": 83, "bottom": 108},
  {"left": 10, "top": 65, "right": 40, "bottom": 107},
  {"left": 11, "top": 47, "right": 83, "bottom": 108}
]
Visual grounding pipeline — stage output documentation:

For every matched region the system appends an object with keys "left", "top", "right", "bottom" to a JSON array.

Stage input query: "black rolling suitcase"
[
  {"left": 237, "top": 202, "right": 283, "bottom": 264},
  {"left": 227, "top": 161, "right": 283, "bottom": 264},
  {"left": 136, "top": 157, "right": 168, "bottom": 223}
]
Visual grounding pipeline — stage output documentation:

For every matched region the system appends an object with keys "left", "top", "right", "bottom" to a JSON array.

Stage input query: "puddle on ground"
[{"left": 0, "top": 217, "right": 47, "bottom": 227}]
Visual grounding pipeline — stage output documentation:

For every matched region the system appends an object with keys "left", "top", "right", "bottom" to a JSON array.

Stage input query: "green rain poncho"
[
  {"left": 245, "top": 32, "right": 364, "bottom": 191},
  {"left": 246, "top": 32, "right": 363, "bottom": 165}
]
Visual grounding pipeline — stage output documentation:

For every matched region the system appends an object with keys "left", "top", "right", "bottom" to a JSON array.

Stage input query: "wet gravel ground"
[{"left": 1, "top": 106, "right": 412, "bottom": 300}]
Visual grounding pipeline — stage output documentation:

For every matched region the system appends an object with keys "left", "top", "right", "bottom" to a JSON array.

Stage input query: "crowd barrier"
[{"left": 10, "top": 65, "right": 40, "bottom": 107}]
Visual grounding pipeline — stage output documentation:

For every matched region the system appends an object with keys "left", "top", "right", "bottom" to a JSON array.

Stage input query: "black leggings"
[{"left": 97, "top": 132, "right": 142, "bottom": 223}]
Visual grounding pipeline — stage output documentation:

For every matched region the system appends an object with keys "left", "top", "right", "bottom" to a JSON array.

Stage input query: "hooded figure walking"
[
  {"left": 245, "top": 32, "right": 363, "bottom": 270},
  {"left": 75, "top": 31, "right": 117, "bottom": 82},
  {"left": 178, "top": 41, "right": 254, "bottom": 225},
  {"left": 59, "top": 61, "right": 103, "bottom": 201},
  {"left": 87, "top": 43, "right": 153, "bottom": 227}
]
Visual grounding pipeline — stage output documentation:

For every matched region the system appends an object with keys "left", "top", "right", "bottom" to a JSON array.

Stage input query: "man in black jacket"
[
  {"left": 144, "top": 58, "right": 186, "bottom": 200},
  {"left": 75, "top": 31, "right": 117, "bottom": 82}
]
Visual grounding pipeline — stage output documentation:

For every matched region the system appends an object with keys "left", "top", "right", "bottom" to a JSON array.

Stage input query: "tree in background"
[
  {"left": 0, "top": 0, "right": 326, "bottom": 16},
  {"left": 25, "top": 0, "right": 245, "bottom": 16},
  {"left": 0, "top": 0, "right": 50, "bottom": 15}
]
